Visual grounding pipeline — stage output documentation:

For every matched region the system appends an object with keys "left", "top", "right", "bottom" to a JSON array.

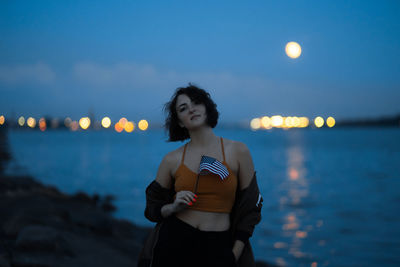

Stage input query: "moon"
[{"left": 285, "top": 41, "right": 302, "bottom": 59}]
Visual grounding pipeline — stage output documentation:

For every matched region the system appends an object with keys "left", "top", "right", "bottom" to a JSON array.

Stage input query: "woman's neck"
[{"left": 188, "top": 126, "right": 218, "bottom": 148}]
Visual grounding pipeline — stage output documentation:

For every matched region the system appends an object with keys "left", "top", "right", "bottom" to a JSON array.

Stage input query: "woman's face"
[{"left": 175, "top": 94, "right": 207, "bottom": 130}]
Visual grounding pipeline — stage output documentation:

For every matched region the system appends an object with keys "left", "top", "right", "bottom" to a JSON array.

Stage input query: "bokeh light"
[
  {"left": 250, "top": 118, "right": 261, "bottom": 130},
  {"left": 299, "top": 117, "right": 309, "bottom": 128},
  {"left": 70, "top": 121, "right": 79, "bottom": 131},
  {"left": 0, "top": 115, "right": 4, "bottom": 125},
  {"left": 114, "top": 122, "right": 124, "bottom": 133},
  {"left": 250, "top": 115, "right": 314, "bottom": 130},
  {"left": 274, "top": 242, "right": 288, "bottom": 249},
  {"left": 39, "top": 118, "right": 46, "bottom": 131},
  {"left": 326, "top": 116, "right": 335, "bottom": 127},
  {"left": 314, "top": 117, "right": 324, "bottom": 128},
  {"left": 64, "top": 117, "right": 72, "bottom": 128},
  {"left": 18, "top": 116, "right": 25, "bottom": 126},
  {"left": 27, "top": 117, "right": 36, "bottom": 128},
  {"left": 119, "top": 117, "right": 128, "bottom": 128},
  {"left": 124, "top": 121, "right": 135, "bottom": 133},
  {"left": 138, "top": 119, "right": 149, "bottom": 131},
  {"left": 101, "top": 117, "right": 111, "bottom": 128},
  {"left": 289, "top": 168, "right": 299, "bottom": 180},
  {"left": 284, "top": 117, "right": 293, "bottom": 128},
  {"left": 261, "top": 116, "right": 271, "bottom": 129},
  {"left": 292, "top": 117, "right": 300, "bottom": 127},
  {"left": 296, "top": 231, "right": 308, "bottom": 238},
  {"left": 79, "top": 117, "right": 91, "bottom": 130},
  {"left": 271, "top": 115, "right": 284, "bottom": 127}
]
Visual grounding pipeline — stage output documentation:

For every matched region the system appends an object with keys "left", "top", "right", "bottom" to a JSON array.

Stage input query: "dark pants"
[{"left": 152, "top": 215, "right": 237, "bottom": 267}]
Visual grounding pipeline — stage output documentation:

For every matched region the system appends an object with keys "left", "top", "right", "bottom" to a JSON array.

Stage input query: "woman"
[{"left": 138, "top": 84, "right": 262, "bottom": 267}]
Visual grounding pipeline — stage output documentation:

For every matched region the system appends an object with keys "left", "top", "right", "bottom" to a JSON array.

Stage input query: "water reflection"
[{"left": 274, "top": 136, "right": 314, "bottom": 266}]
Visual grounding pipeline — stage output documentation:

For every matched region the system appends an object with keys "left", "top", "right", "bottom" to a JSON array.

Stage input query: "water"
[{"left": 5, "top": 127, "right": 400, "bottom": 266}]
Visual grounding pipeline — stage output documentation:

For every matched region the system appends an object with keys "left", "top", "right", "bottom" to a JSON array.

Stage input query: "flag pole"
[{"left": 193, "top": 174, "right": 200, "bottom": 195}]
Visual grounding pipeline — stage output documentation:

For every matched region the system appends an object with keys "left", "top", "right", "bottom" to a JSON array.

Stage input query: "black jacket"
[{"left": 138, "top": 171, "right": 263, "bottom": 267}]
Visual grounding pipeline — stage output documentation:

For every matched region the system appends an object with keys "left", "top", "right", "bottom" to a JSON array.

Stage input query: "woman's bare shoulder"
[
  {"left": 163, "top": 145, "right": 182, "bottom": 164},
  {"left": 225, "top": 139, "right": 254, "bottom": 189},
  {"left": 156, "top": 144, "right": 186, "bottom": 187},
  {"left": 221, "top": 137, "right": 249, "bottom": 155}
]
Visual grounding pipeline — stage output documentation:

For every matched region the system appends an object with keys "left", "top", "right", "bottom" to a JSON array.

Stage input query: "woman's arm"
[
  {"left": 155, "top": 152, "right": 196, "bottom": 218},
  {"left": 155, "top": 152, "right": 174, "bottom": 189},
  {"left": 144, "top": 153, "right": 175, "bottom": 222},
  {"left": 232, "top": 141, "right": 256, "bottom": 261},
  {"left": 236, "top": 142, "right": 255, "bottom": 190}
]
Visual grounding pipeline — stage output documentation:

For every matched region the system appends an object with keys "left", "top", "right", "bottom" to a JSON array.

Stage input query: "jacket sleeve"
[
  {"left": 144, "top": 180, "right": 175, "bottom": 223},
  {"left": 231, "top": 172, "right": 263, "bottom": 243}
]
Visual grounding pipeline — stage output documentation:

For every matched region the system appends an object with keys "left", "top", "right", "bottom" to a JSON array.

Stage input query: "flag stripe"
[
  {"left": 200, "top": 165, "right": 229, "bottom": 178},
  {"left": 198, "top": 155, "right": 229, "bottom": 180},
  {"left": 200, "top": 163, "right": 229, "bottom": 177}
]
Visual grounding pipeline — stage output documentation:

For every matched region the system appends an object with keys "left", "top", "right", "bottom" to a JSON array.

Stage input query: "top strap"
[
  {"left": 181, "top": 143, "right": 188, "bottom": 164},
  {"left": 220, "top": 137, "right": 226, "bottom": 162}
]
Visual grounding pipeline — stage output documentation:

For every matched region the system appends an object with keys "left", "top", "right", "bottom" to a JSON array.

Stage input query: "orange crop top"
[{"left": 174, "top": 137, "right": 237, "bottom": 213}]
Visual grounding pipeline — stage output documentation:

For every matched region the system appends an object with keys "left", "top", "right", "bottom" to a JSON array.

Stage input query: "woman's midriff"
[{"left": 175, "top": 209, "right": 230, "bottom": 231}]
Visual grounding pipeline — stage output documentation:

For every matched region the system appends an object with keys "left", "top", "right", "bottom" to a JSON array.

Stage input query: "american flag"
[{"left": 198, "top": 155, "right": 229, "bottom": 181}]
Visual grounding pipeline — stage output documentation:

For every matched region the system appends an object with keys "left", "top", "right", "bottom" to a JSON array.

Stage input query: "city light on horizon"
[
  {"left": 39, "top": 118, "right": 46, "bottom": 131},
  {"left": 314, "top": 117, "right": 324, "bottom": 128},
  {"left": 18, "top": 116, "right": 25, "bottom": 126},
  {"left": 250, "top": 115, "right": 335, "bottom": 130},
  {"left": 124, "top": 121, "right": 135, "bottom": 133},
  {"left": 114, "top": 122, "right": 124, "bottom": 133},
  {"left": 7, "top": 112, "right": 395, "bottom": 131},
  {"left": 101, "top": 117, "right": 112, "bottom": 128},
  {"left": 326, "top": 116, "right": 336, "bottom": 128},
  {"left": 250, "top": 118, "right": 261, "bottom": 130},
  {"left": 79, "top": 117, "right": 91, "bottom": 130},
  {"left": 27, "top": 117, "right": 36, "bottom": 128},
  {"left": 138, "top": 119, "right": 149, "bottom": 131}
]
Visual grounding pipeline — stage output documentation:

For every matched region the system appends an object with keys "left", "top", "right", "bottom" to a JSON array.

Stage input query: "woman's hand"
[
  {"left": 232, "top": 240, "right": 245, "bottom": 263},
  {"left": 172, "top": 190, "right": 197, "bottom": 213},
  {"left": 161, "top": 190, "right": 197, "bottom": 218}
]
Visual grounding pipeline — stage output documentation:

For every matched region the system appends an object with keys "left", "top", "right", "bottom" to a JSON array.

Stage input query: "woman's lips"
[{"left": 191, "top": 115, "right": 200, "bottom": 120}]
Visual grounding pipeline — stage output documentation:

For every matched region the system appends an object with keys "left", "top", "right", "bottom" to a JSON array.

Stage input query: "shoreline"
[{"left": 0, "top": 173, "right": 151, "bottom": 267}]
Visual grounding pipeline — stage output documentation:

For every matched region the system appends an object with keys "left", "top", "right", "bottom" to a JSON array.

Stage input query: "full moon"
[{"left": 285, "top": 41, "right": 302, "bottom": 59}]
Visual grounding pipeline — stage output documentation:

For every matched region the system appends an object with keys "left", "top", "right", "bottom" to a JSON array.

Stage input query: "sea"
[{"left": 4, "top": 127, "right": 400, "bottom": 267}]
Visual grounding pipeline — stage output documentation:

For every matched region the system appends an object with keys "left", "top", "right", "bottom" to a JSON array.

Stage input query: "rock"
[
  {"left": 11, "top": 252, "right": 67, "bottom": 267},
  {"left": 15, "top": 225, "right": 73, "bottom": 256},
  {"left": 0, "top": 175, "right": 41, "bottom": 195},
  {"left": 71, "top": 192, "right": 96, "bottom": 205},
  {"left": 0, "top": 127, "right": 11, "bottom": 174},
  {"left": 0, "top": 175, "right": 147, "bottom": 266},
  {"left": 0, "top": 253, "right": 11, "bottom": 267}
]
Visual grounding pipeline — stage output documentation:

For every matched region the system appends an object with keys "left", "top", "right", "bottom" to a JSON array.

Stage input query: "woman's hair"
[{"left": 164, "top": 83, "right": 219, "bottom": 142}]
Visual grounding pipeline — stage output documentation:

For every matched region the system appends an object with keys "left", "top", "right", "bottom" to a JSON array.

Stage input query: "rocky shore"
[
  {"left": 0, "top": 174, "right": 150, "bottom": 267},
  {"left": 0, "top": 127, "right": 273, "bottom": 267}
]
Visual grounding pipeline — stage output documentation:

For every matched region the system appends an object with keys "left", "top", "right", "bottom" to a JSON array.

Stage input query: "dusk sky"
[{"left": 1, "top": 0, "right": 399, "bottom": 124}]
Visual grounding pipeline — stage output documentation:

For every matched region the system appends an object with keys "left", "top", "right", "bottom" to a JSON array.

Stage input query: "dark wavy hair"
[{"left": 163, "top": 83, "right": 219, "bottom": 142}]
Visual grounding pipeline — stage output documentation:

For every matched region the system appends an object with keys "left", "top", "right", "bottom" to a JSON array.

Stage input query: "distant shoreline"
[{"left": 1, "top": 113, "right": 399, "bottom": 131}]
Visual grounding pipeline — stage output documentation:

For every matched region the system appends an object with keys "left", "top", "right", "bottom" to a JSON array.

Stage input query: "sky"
[{"left": 1, "top": 0, "right": 399, "bottom": 124}]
